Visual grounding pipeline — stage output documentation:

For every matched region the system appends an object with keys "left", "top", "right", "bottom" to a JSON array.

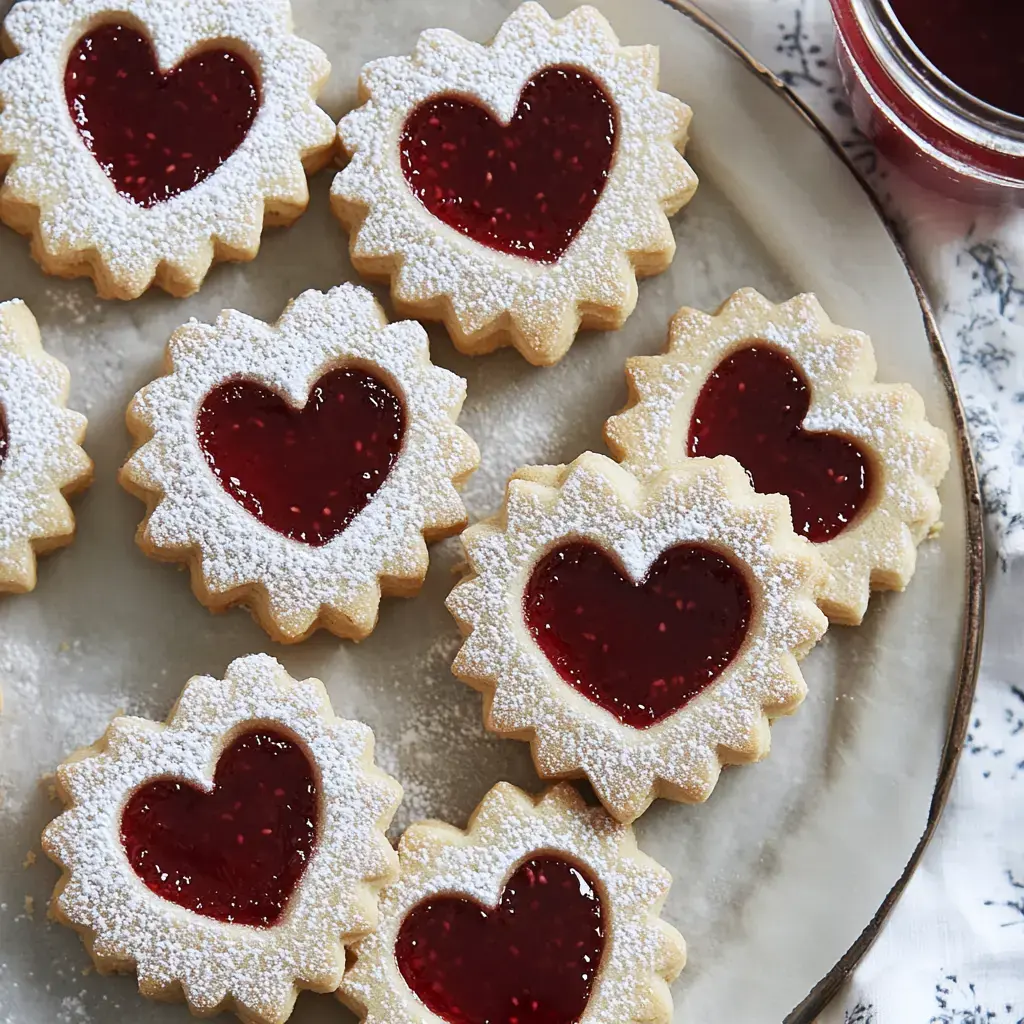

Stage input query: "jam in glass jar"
[{"left": 829, "top": 0, "right": 1024, "bottom": 203}]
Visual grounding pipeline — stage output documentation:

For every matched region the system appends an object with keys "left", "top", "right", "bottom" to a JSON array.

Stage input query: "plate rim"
[{"left": 655, "top": 1, "right": 986, "bottom": 1018}]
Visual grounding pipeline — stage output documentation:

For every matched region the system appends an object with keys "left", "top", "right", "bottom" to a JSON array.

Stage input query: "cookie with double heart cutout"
[
  {"left": 446, "top": 452, "right": 828, "bottom": 823},
  {"left": 340, "top": 781, "right": 685, "bottom": 1024},
  {"left": 0, "top": 299, "right": 92, "bottom": 595},
  {"left": 43, "top": 654, "right": 402, "bottom": 1024},
  {"left": 604, "top": 289, "right": 951, "bottom": 625},
  {"left": 332, "top": 2, "right": 697, "bottom": 366},
  {"left": 0, "top": 0, "right": 335, "bottom": 299},
  {"left": 119, "top": 284, "right": 479, "bottom": 643}
]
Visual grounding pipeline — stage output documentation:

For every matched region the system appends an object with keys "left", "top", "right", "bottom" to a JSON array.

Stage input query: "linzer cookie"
[
  {"left": 340, "top": 782, "right": 685, "bottom": 1024},
  {"left": 119, "top": 284, "right": 479, "bottom": 643},
  {"left": 0, "top": 300, "right": 92, "bottom": 594},
  {"left": 43, "top": 654, "right": 401, "bottom": 1024},
  {"left": 446, "top": 453, "right": 828, "bottom": 823},
  {"left": 333, "top": 2, "right": 697, "bottom": 366},
  {"left": 0, "top": 1, "right": 335, "bottom": 299},
  {"left": 605, "top": 289, "right": 951, "bottom": 624}
]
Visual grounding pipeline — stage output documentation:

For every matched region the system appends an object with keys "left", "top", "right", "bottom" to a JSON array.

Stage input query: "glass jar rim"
[{"left": 848, "top": 0, "right": 1024, "bottom": 155}]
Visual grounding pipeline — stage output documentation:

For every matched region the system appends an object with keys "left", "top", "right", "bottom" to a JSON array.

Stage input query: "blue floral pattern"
[{"left": 932, "top": 976, "right": 1023, "bottom": 1024}]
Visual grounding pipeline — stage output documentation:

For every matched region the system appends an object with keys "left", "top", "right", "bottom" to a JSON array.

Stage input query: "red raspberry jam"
[
  {"left": 400, "top": 66, "right": 617, "bottom": 262},
  {"left": 887, "top": 0, "right": 1024, "bottom": 118},
  {"left": 65, "top": 24, "right": 259, "bottom": 207},
  {"left": 688, "top": 345, "right": 873, "bottom": 543},
  {"left": 395, "top": 856, "right": 605, "bottom": 1024},
  {"left": 120, "top": 729, "right": 318, "bottom": 927},
  {"left": 0, "top": 406, "right": 7, "bottom": 469},
  {"left": 196, "top": 368, "right": 405, "bottom": 547},
  {"left": 524, "top": 542, "right": 751, "bottom": 728}
]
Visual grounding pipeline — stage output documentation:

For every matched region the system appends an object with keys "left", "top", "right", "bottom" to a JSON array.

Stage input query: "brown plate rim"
[{"left": 654, "top": 0, "right": 987, "bottom": 1019}]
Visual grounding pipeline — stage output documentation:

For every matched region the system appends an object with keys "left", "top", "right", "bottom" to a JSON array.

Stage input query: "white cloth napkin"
[{"left": 690, "top": 1, "right": 1024, "bottom": 1019}]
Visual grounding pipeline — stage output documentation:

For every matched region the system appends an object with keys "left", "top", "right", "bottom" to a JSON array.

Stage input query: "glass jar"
[{"left": 829, "top": 0, "right": 1024, "bottom": 204}]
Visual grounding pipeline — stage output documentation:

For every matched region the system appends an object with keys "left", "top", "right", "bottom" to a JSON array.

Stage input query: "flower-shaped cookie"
[
  {"left": 446, "top": 452, "right": 828, "bottom": 823},
  {"left": 0, "top": 299, "right": 92, "bottom": 593},
  {"left": 120, "top": 284, "right": 479, "bottom": 643},
  {"left": 0, "top": 0, "right": 335, "bottom": 299},
  {"left": 341, "top": 781, "right": 685, "bottom": 1024},
  {"left": 333, "top": 2, "right": 697, "bottom": 366},
  {"left": 43, "top": 654, "right": 402, "bottom": 1024},
  {"left": 605, "top": 289, "right": 951, "bottom": 624}
]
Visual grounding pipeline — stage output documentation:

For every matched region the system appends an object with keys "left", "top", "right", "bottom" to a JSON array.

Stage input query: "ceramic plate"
[{"left": 0, "top": 1, "right": 982, "bottom": 1022}]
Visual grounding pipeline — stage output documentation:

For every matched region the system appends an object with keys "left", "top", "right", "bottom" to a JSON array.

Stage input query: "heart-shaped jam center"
[
  {"left": 65, "top": 23, "right": 259, "bottom": 207},
  {"left": 196, "top": 368, "right": 405, "bottom": 547},
  {"left": 524, "top": 542, "right": 752, "bottom": 728},
  {"left": 395, "top": 856, "right": 605, "bottom": 1024},
  {"left": 688, "top": 344, "right": 874, "bottom": 542},
  {"left": 400, "top": 66, "right": 617, "bottom": 263},
  {"left": 120, "top": 729, "right": 318, "bottom": 927}
]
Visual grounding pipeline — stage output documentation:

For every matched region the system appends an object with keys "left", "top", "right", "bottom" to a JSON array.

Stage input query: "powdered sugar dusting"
[
  {"left": 371, "top": 628, "right": 509, "bottom": 836},
  {"left": 333, "top": 2, "right": 697, "bottom": 365},
  {"left": 120, "top": 283, "right": 479, "bottom": 641},
  {"left": 446, "top": 452, "right": 828, "bottom": 822},
  {"left": 604, "top": 288, "right": 951, "bottom": 624},
  {"left": 341, "top": 781, "right": 685, "bottom": 1024},
  {"left": 0, "top": 0, "right": 335, "bottom": 298},
  {"left": 0, "top": 300, "right": 92, "bottom": 590},
  {"left": 43, "top": 653, "right": 401, "bottom": 1024}
]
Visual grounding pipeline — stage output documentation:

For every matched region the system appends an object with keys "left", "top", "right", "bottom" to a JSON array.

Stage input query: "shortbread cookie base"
[
  {"left": 447, "top": 452, "right": 828, "bottom": 822},
  {"left": 0, "top": 140, "right": 336, "bottom": 302},
  {"left": 124, "top": 482, "right": 455, "bottom": 644},
  {"left": 340, "top": 782, "right": 686, "bottom": 1024},
  {"left": 0, "top": 188, "right": 328, "bottom": 302},
  {"left": 332, "top": 196, "right": 680, "bottom": 363},
  {"left": 120, "top": 285, "right": 479, "bottom": 643},
  {"left": 0, "top": 2, "right": 337, "bottom": 300},
  {"left": 0, "top": 299, "right": 93, "bottom": 594},
  {"left": 43, "top": 654, "right": 402, "bottom": 1024},
  {"left": 0, "top": 465, "right": 93, "bottom": 594},
  {"left": 332, "top": 2, "right": 697, "bottom": 366}
]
